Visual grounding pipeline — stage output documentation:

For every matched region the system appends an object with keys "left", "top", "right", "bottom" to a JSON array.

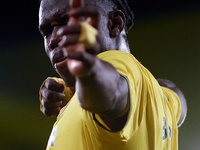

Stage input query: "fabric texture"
[{"left": 45, "top": 50, "right": 181, "bottom": 150}]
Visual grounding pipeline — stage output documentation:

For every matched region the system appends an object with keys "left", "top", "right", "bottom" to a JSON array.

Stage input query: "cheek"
[
  {"left": 98, "top": 27, "right": 110, "bottom": 50},
  {"left": 97, "top": 16, "right": 111, "bottom": 50},
  {"left": 44, "top": 38, "right": 51, "bottom": 55},
  {"left": 44, "top": 38, "right": 54, "bottom": 65}
]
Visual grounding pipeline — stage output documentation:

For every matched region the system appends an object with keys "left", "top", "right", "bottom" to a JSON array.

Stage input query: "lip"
[
  {"left": 52, "top": 50, "right": 67, "bottom": 70},
  {"left": 55, "top": 59, "right": 67, "bottom": 70}
]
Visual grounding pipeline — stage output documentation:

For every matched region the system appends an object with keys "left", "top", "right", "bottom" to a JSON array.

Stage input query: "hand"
[
  {"left": 57, "top": 6, "right": 100, "bottom": 55},
  {"left": 64, "top": 51, "right": 97, "bottom": 77},
  {"left": 56, "top": 7, "right": 100, "bottom": 78},
  {"left": 40, "top": 78, "right": 66, "bottom": 117}
]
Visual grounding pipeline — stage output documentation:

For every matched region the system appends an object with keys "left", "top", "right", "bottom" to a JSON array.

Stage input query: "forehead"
[
  {"left": 39, "top": 0, "right": 114, "bottom": 17},
  {"left": 39, "top": 0, "right": 115, "bottom": 26},
  {"left": 39, "top": 0, "right": 69, "bottom": 21}
]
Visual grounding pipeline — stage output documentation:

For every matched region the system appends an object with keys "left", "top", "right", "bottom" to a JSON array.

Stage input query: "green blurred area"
[
  {"left": 0, "top": 94, "right": 55, "bottom": 150},
  {"left": 0, "top": 6, "right": 200, "bottom": 150}
]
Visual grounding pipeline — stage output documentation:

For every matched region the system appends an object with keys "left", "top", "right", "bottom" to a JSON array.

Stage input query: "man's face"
[
  {"left": 39, "top": 0, "right": 70, "bottom": 66},
  {"left": 39, "top": 0, "right": 112, "bottom": 82}
]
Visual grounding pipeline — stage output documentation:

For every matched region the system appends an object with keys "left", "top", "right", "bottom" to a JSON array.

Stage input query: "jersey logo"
[
  {"left": 47, "top": 125, "right": 58, "bottom": 147},
  {"left": 163, "top": 117, "right": 172, "bottom": 140}
]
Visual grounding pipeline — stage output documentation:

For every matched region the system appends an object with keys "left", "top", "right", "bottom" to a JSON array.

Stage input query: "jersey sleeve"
[
  {"left": 96, "top": 50, "right": 145, "bottom": 140},
  {"left": 161, "top": 87, "right": 182, "bottom": 125},
  {"left": 39, "top": 77, "right": 74, "bottom": 113}
]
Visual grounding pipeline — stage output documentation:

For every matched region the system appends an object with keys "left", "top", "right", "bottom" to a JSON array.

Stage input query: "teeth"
[{"left": 54, "top": 64, "right": 57, "bottom": 70}]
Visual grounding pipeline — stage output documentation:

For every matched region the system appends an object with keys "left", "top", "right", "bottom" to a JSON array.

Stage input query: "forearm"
[{"left": 76, "top": 59, "right": 127, "bottom": 116}]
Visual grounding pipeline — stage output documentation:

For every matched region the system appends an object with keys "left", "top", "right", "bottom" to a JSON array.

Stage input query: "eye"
[
  {"left": 39, "top": 24, "right": 53, "bottom": 38},
  {"left": 42, "top": 28, "right": 53, "bottom": 38},
  {"left": 39, "top": 15, "right": 69, "bottom": 38}
]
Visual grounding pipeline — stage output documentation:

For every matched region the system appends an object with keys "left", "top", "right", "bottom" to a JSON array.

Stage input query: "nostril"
[
  {"left": 50, "top": 36, "right": 60, "bottom": 49},
  {"left": 50, "top": 41, "right": 57, "bottom": 49}
]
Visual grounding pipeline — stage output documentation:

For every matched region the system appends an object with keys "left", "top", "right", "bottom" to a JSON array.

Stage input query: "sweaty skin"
[
  {"left": 39, "top": 0, "right": 130, "bottom": 131},
  {"left": 39, "top": 0, "right": 187, "bottom": 131}
]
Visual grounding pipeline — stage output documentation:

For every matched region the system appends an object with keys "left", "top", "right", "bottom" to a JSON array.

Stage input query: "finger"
[
  {"left": 69, "top": 7, "right": 98, "bottom": 28},
  {"left": 58, "top": 35, "right": 80, "bottom": 47},
  {"left": 86, "top": 35, "right": 100, "bottom": 55},
  {"left": 69, "top": 7, "right": 99, "bottom": 18},
  {"left": 70, "top": 0, "right": 83, "bottom": 8},
  {"left": 63, "top": 51, "right": 96, "bottom": 77},
  {"left": 43, "top": 107, "right": 61, "bottom": 117},
  {"left": 41, "top": 86, "right": 66, "bottom": 102},
  {"left": 42, "top": 97, "right": 63, "bottom": 109},
  {"left": 64, "top": 51, "right": 94, "bottom": 66},
  {"left": 57, "top": 24, "right": 81, "bottom": 36},
  {"left": 45, "top": 79, "right": 64, "bottom": 93}
]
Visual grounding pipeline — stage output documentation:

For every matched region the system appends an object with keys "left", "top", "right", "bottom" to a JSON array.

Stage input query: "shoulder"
[{"left": 157, "top": 79, "right": 187, "bottom": 127}]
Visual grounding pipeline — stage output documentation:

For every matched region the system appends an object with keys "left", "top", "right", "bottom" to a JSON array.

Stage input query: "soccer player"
[{"left": 38, "top": 0, "right": 187, "bottom": 149}]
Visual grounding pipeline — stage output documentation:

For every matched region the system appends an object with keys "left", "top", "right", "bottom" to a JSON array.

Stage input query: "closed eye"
[
  {"left": 38, "top": 24, "right": 53, "bottom": 38},
  {"left": 38, "top": 15, "right": 69, "bottom": 38}
]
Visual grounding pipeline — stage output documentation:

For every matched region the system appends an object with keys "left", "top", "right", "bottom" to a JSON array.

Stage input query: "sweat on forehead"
[
  {"left": 40, "top": 0, "right": 116, "bottom": 7},
  {"left": 40, "top": 0, "right": 117, "bottom": 14},
  {"left": 39, "top": 0, "right": 134, "bottom": 31}
]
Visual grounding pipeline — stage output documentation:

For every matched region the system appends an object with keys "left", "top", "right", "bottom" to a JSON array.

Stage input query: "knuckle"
[
  {"left": 46, "top": 92, "right": 55, "bottom": 101},
  {"left": 44, "top": 108, "right": 60, "bottom": 117},
  {"left": 45, "top": 79, "right": 64, "bottom": 92},
  {"left": 47, "top": 92, "right": 54, "bottom": 100},
  {"left": 44, "top": 100, "right": 63, "bottom": 109},
  {"left": 43, "top": 100, "right": 51, "bottom": 108},
  {"left": 46, "top": 79, "right": 56, "bottom": 89}
]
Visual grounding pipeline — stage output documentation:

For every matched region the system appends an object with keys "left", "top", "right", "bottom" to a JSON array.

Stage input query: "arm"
[
  {"left": 57, "top": 7, "right": 129, "bottom": 117},
  {"left": 157, "top": 79, "right": 187, "bottom": 127},
  {"left": 57, "top": 7, "right": 130, "bottom": 131},
  {"left": 66, "top": 51, "right": 129, "bottom": 118}
]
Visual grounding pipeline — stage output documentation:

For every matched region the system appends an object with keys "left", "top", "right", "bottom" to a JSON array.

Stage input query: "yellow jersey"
[{"left": 46, "top": 50, "right": 182, "bottom": 150}]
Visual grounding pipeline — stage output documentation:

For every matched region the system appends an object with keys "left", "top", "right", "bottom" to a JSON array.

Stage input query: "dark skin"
[
  {"left": 39, "top": 0, "right": 130, "bottom": 131},
  {"left": 39, "top": 0, "right": 187, "bottom": 131}
]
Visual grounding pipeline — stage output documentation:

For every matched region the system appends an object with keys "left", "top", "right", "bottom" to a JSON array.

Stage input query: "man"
[{"left": 38, "top": 0, "right": 187, "bottom": 149}]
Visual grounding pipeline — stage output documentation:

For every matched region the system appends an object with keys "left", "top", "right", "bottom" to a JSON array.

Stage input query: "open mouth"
[
  {"left": 55, "top": 59, "right": 67, "bottom": 69},
  {"left": 57, "top": 56, "right": 66, "bottom": 63},
  {"left": 52, "top": 50, "right": 68, "bottom": 70}
]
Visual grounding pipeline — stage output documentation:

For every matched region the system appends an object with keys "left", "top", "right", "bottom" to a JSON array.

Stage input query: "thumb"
[{"left": 64, "top": 51, "right": 95, "bottom": 77}]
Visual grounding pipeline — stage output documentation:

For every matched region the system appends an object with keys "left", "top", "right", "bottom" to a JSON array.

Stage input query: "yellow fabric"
[
  {"left": 39, "top": 77, "right": 73, "bottom": 114},
  {"left": 94, "top": 113, "right": 111, "bottom": 131},
  {"left": 46, "top": 50, "right": 182, "bottom": 150},
  {"left": 78, "top": 22, "right": 98, "bottom": 48},
  {"left": 94, "top": 96, "right": 130, "bottom": 131},
  {"left": 161, "top": 87, "right": 182, "bottom": 125}
]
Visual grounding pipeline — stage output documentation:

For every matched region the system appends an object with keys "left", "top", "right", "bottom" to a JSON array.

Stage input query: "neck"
[{"left": 115, "top": 30, "right": 130, "bottom": 53}]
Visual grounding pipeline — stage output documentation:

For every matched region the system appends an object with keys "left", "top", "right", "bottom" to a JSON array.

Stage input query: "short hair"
[{"left": 114, "top": 0, "right": 134, "bottom": 32}]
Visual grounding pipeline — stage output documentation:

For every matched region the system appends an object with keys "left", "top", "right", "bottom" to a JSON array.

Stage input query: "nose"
[{"left": 50, "top": 27, "right": 61, "bottom": 49}]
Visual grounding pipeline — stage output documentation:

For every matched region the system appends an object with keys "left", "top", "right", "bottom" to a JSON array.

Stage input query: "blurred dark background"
[{"left": 0, "top": 0, "right": 199, "bottom": 149}]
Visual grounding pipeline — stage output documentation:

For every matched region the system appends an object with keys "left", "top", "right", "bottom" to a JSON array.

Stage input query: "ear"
[{"left": 108, "top": 10, "right": 126, "bottom": 37}]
